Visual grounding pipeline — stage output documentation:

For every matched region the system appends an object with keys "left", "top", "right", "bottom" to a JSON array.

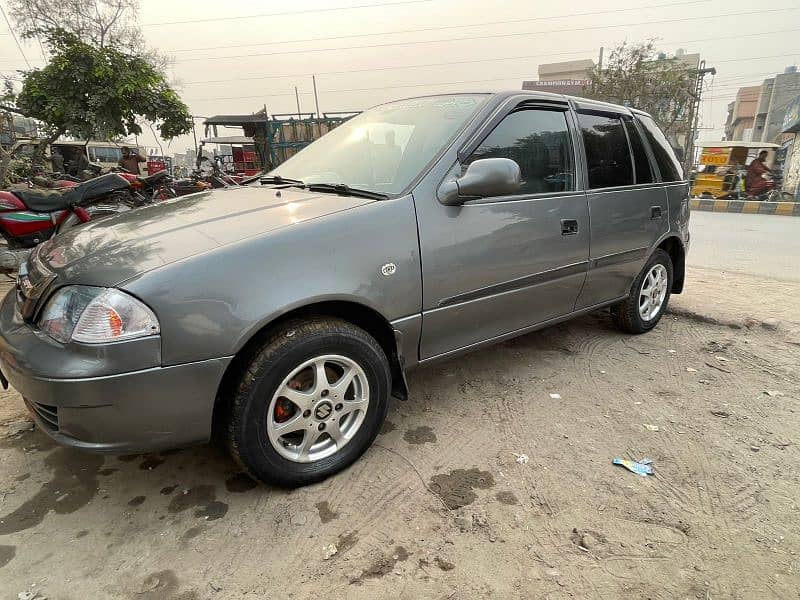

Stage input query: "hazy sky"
[{"left": 2, "top": 0, "right": 799, "bottom": 154}]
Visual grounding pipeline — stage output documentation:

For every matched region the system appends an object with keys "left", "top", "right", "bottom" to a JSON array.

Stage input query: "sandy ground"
[{"left": 1, "top": 271, "right": 799, "bottom": 600}]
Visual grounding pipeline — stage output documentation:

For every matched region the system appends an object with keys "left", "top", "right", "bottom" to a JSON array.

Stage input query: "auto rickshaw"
[{"left": 690, "top": 141, "right": 778, "bottom": 199}]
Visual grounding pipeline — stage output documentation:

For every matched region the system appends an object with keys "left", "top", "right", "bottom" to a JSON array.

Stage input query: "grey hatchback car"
[{"left": 0, "top": 92, "right": 689, "bottom": 486}]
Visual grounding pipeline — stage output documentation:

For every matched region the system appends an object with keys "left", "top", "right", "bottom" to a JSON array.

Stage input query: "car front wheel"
[
  {"left": 225, "top": 317, "right": 391, "bottom": 487},
  {"left": 611, "top": 248, "right": 673, "bottom": 334}
]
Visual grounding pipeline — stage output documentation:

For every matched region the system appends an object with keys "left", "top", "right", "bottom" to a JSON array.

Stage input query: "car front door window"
[{"left": 465, "top": 108, "right": 575, "bottom": 195}]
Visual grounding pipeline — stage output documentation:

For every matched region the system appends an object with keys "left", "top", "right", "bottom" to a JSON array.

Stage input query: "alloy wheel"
[
  {"left": 266, "top": 354, "right": 369, "bottom": 463},
  {"left": 638, "top": 264, "right": 668, "bottom": 322}
]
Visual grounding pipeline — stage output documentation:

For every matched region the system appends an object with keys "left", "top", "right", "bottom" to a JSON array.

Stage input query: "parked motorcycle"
[
  {"left": 116, "top": 169, "right": 211, "bottom": 201},
  {"left": 0, "top": 173, "right": 134, "bottom": 273}
]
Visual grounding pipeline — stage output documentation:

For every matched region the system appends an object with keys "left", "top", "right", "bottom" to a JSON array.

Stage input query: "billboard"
[{"left": 521, "top": 79, "right": 591, "bottom": 96}]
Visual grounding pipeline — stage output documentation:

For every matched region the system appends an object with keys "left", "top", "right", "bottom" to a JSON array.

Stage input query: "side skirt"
[{"left": 414, "top": 295, "right": 628, "bottom": 368}]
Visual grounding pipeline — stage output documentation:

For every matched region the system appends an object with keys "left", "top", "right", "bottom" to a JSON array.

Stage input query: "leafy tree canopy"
[
  {"left": 588, "top": 40, "right": 696, "bottom": 142},
  {"left": 15, "top": 29, "right": 192, "bottom": 144}
]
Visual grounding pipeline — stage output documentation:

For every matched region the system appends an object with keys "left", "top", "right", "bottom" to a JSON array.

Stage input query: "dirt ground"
[{"left": 1, "top": 273, "right": 799, "bottom": 600}]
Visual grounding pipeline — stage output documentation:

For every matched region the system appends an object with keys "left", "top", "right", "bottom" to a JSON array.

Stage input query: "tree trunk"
[
  {"left": 0, "top": 148, "right": 12, "bottom": 187},
  {"left": 32, "top": 129, "right": 64, "bottom": 170}
]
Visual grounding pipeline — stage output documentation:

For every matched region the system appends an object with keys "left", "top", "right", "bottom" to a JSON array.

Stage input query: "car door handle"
[
  {"left": 561, "top": 219, "right": 578, "bottom": 235},
  {"left": 650, "top": 206, "right": 663, "bottom": 220}
]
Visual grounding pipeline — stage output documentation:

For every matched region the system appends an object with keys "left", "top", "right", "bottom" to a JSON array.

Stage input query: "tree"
[
  {"left": 9, "top": 0, "right": 142, "bottom": 49},
  {"left": 0, "top": 79, "right": 20, "bottom": 186},
  {"left": 14, "top": 29, "right": 192, "bottom": 162},
  {"left": 588, "top": 40, "right": 696, "bottom": 147}
]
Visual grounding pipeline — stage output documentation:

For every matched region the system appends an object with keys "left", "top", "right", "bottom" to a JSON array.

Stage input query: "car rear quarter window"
[
  {"left": 466, "top": 108, "right": 575, "bottom": 194},
  {"left": 635, "top": 114, "right": 684, "bottom": 182},
  {"left": 622, "top": 116, "right": 654, "bottom": 184},
  {"left": 577, "top": 112, "right": 634, "bottom": 189}
]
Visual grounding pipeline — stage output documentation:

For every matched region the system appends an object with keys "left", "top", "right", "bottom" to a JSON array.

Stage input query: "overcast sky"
[{"left": 2, "top": 0, "right": 799, "bottom": 154}]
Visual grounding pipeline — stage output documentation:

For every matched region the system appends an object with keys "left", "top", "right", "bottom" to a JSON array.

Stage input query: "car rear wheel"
[
  {"left": 611, "top": 249, "right": 673, "bottom": 334},
  {"left": 225, "top": 318, "right": 391, "bottom": 487}
]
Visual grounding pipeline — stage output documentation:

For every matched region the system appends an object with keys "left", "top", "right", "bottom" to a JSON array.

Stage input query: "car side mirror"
[{"left": 438, "top": 158, "right": 522, "bottom": 206}]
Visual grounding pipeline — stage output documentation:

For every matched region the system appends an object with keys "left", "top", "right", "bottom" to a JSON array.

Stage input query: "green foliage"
[
  {"left": 588, "top": 40, "right": 696, "bottom": 141},
  {"left": 15, "top": 29, "right": 192, "bottom": 143},
  {"left": 1, "top": 80, "right": 18, "bottom": 187}
]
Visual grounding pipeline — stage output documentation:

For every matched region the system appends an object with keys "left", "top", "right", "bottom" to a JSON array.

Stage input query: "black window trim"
[
  {"left": 633, "top": 112, "right": 686, "bottom": 183},
  {"left": 621, "top": 114, "right": 656, "bottom": 185},
  {"left": 455, "top": 99, "right": 579, "bottom": 202},
  {"left": 576, "top": 109, "right": 637, "bottom": 192},
  {"left": 626, "top": 114, "right": 665, "bottom": 183}
]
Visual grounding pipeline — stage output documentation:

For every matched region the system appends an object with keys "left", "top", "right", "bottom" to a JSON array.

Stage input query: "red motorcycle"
[
  {"left": 0, "top": 173, "right": 133, "bottom": 273},
  {"left": 116, "top": 169, "right": 211, "bottom": 200}
]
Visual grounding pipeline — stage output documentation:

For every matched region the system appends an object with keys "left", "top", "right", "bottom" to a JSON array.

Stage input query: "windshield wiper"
[
  {"left": 305, "top": 183, "right": 388, "bottom": 200},
  {"left": 259, "top": 175, "right": 304, "bottom": 186}
]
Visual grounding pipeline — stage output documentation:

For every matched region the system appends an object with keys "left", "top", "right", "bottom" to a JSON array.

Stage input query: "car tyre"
[
  {"left": 611, "top": 249, "right": 673, "bottom": 334},
  {"left": 225, "top": 317, "right": 391, "bottom": 487}
]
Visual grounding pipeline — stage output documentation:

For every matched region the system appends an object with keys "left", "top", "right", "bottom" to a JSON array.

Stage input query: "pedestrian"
[
  {"left": 119, "top": 146, "right": 146, "bottom": 175},
  {"left": 50, "top": 147, "right": 64, "bottom": 174}
]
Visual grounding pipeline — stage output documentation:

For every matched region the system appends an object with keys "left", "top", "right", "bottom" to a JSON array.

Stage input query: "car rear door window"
[
  {"left": 635, "top": 114, "right": 684, "bottom": 182},
  {"left": 622, "top": 115, "right": 654, "bottom": 184},
  {"left": 466, "top": 108, "right": 575, "bottom": 195},
  {"left": 578, "top": 112, "right": 634, "bottom": 189}
]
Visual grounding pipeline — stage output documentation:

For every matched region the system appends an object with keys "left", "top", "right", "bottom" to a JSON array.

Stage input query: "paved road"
[{"left": 688, "top": 211, "right": 800, "bottom": 281}]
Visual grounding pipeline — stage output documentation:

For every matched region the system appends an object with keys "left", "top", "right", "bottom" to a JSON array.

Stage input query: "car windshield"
[{"left": 270, "top": 94, "right": 488, "bottom": 195}]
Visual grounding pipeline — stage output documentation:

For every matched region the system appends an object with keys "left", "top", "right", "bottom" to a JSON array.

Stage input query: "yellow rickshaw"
[{"left": 690, "top": 141, "right": 778, "bottom": 199}]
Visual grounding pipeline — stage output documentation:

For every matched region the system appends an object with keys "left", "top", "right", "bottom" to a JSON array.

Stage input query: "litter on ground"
[
  {"left": 612, "top": 458, "right": 653, "bottom": 477},
  {"left": 513, "top": 453, "right": 529, "bottom": 465}
]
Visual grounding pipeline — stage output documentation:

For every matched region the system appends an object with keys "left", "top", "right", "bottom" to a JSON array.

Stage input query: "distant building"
[
  {"left": 727, "top": 67, "right": 800, "bottom": 144},
  {"left": 522, "top": 59, "right": 594, "bottom": 97},
  {"left": 724, "top": 86, "right": 761, "bottom": 141},
  {"left": 756, "top": 67, "right": 800, "bottom": 143}
]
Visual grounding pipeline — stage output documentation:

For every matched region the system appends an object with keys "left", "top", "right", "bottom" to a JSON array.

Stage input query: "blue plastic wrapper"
[{"left": 613, "top": 457, "right": 653, "bottom": 477}]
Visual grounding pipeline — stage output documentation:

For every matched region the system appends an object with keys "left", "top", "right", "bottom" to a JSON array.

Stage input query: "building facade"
[
  {"left": 522, "top": 59, "right": 594, "bottom": 97},
  {"left": 727, "top": 67, "right": 800, "bottom": 144},
  {"left": 724, "top": 86, "right": 761, "bottom": 141},
  {"left": 779, "top": 95, "right": 800, "bottom": 199}
]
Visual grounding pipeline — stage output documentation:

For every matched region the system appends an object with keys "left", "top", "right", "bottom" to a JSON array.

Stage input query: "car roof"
[{"left": 379, "top": 90, "right": 653, "bottom": 119}]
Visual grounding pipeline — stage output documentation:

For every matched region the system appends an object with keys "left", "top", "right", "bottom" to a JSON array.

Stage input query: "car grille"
[{"left": 25, "top": 399, "right": 59, "bottom": 431}]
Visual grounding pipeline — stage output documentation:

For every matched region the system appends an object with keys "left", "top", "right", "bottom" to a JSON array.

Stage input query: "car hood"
[{"left": 38, "top": 186, "right": 376, "bottom": 286}]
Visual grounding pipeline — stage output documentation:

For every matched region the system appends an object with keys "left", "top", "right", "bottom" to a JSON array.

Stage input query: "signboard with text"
[{"left": 521, "top": 79, "right": 590, "bottom": 96}]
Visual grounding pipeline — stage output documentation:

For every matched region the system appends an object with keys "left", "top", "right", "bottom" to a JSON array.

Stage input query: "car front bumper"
[{"left": 0, "top": 290, "right": 231, "bottom": 453}]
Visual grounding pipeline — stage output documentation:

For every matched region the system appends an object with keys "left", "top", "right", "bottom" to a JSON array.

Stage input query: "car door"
[
  {"left": 415, "top": 101, "right": 590, "bottom": 360},
  {"left": 573, "top": 107, "right": 669, "bottom": 309}
]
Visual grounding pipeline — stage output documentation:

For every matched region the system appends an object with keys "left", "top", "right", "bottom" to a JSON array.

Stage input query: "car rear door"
[
  {"left": 573, "top": 106, "right": 669, "bottom": 309},
  {"left": 415, "top": 99, "right": 590, "bottom": 361}
]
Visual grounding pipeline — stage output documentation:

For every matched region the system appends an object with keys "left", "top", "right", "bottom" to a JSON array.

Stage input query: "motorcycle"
[
  {"left": 749, "top": 169, "right": 794, "bottom": 202},
  {"left": 0, "top": 173, "right": 134, "bottom": 273},
  {"left": 116, "top": 169, "right": 212, "bottom": 201}
]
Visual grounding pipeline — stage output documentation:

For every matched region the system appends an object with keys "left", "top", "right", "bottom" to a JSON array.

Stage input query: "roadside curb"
[{"left": 690, "top": 198, "right": 800, "bottom": 216}]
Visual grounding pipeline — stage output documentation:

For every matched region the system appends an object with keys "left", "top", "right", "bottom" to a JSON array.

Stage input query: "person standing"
[{"left": 119, "top": 146, "right": 146, "bottom": 175}]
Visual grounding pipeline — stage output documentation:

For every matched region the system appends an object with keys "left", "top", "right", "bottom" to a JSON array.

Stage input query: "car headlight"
[{"left": 38, "top": 286, "right": 160, "bottom": 344}]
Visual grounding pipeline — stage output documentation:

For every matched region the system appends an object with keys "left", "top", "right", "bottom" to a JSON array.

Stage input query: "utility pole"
[
  {"left": 312, "top": 75, "right": 321, "bottom": 119},
  {"left": 191, "top": 116, "right": 198, "bottom": 158},
  {"left": 598, "top": 47, "right": 604, "bottom": 71},
  {"left": 295, "top": 86, "right": 302, "bottom": 120},
  {"left": 684, "top": 60, "right": 716, "bottom": 175}
]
